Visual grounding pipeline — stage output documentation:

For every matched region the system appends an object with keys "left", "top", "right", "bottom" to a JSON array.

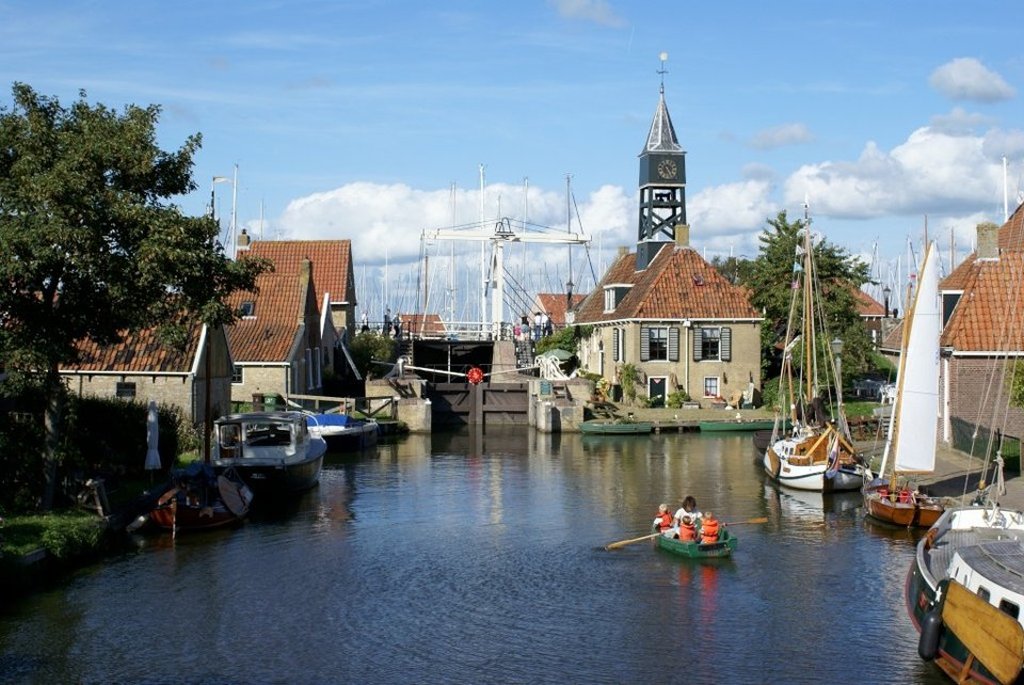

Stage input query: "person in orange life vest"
[
  {"left": 699, "top": 511, "right": 720, "bottom": 544},
  {"left": 677, "top": 515, "right": 698, "bottom": 542},
  {"left": 652, "top": 503, "right": 673, "bottom": 533}
]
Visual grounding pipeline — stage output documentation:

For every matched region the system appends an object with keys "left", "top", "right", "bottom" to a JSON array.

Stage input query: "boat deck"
[{"left": 925, "top": 527, "right": 1024, "bottom": 586}]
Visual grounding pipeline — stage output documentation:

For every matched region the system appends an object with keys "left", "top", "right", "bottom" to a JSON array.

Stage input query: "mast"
[
  {"left": 566, "top": 173, "right": 574, "bottom": 306},
  {"left": 479, "top": 164, "right": 487, "bottom": 332},
  {"left": 802, "top": 201, "right": 815, "bottom": 404}
]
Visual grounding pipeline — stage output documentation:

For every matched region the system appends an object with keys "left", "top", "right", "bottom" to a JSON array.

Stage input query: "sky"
[{"left": 3, "top": 0, "right": 1024, "bottom": 319}]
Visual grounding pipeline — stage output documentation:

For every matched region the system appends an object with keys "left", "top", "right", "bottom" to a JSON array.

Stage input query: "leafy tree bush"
[
  {"left": 666, "top": 389, "right": 692, "bottom": 408},
  {"left": 349, "top": 331, "right": 397, "bottom": 379},
  {"left": 0, "top": 84, "right": 266, "bottom": 508},
  {"left": 619, "top": 363, "right": 640, "bottom": 405}
]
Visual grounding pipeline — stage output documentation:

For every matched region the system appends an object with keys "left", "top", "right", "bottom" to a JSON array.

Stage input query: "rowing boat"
[
  {"left": 655, "top": 529, "right": 737, "bottom": 558},
  {"left": 579, "top": 419, "right": 653, "bottom": 435}
]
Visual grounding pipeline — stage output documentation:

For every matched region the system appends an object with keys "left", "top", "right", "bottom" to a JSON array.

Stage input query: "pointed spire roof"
[{"left": 643, "top": 90, "right": 682, "bottom": 154}]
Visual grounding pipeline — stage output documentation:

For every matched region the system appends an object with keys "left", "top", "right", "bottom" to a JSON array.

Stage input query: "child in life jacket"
[
  {"left": 677, "top": 515, "right": 698, "bottom": 542},
  {"left": 699, "top": 511, "right": 720, "bottom": 544},
  {"left": 652, "top": 503, "right": 673, "bottom": 533}
]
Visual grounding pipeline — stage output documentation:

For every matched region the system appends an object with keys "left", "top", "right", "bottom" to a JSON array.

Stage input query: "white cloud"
[
  {"left": 929, "top": 57, "right": 1015, "bottom": 103},
  {"left": 688, "top": 179, "right": 777, "bottom": 242},
  {"left": 748, "top": 122, "right": 815, "bottom": 150},
  {"left": 549, "top": 0, "right": 627, "bottom": 28},
  {"left": 784, "top": 127, "right": 1004, "bottom": 218},
  {"left": 929, "top": 107, "right": 993, "bottom": 136},
  {"left": 275, "top": 180, "right": 634, "bottom": 267}
]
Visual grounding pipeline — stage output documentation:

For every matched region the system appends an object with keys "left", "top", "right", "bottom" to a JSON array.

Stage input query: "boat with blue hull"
[{"left": 305, "top": 413, "right": 379, "bottom": 452}]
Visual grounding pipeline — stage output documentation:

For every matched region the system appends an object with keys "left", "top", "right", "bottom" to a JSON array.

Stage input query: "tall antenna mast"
[
  {"left": 230, "top": 163, "right": 238, "bottom": 257},
  {"left": 566, "top": 173, "right": 574, "bottom": 305},
  {"left": 479, "top": 164, "right": 487, "bottom": 330}
]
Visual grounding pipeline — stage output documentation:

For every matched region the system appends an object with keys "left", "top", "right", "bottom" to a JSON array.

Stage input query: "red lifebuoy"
[{"left": 467, "top": 367, "right": 484, "bottom": 385}]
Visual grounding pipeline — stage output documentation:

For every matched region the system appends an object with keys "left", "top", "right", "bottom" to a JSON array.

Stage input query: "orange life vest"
[
  {"left": 700, "top": 517, "right": 720, "bottom": 544},
  {"left": 654, "top": 511, "right": 673, "bottom": 532},
  {"left": 679, "top": 522, "right": 697, "bottom": 542}
]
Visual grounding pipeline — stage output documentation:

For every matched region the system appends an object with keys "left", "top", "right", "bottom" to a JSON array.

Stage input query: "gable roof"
[
  {"left": 535, "top": 293, "right": 587, "bottom": 326},
  {"left": 854, "top": 289, "right": 885, "bottom": 317},
  {"left": 246, "top": 240, "right": 355, "bottom": 306},
  {"left": 63, "top": 323, "right": 203, "bottom": 374},
  {"left": 400, "top": 313, "right": 447, "bottom": 338},
  {"left": 941, "top": 202, "right": 1024, "bottom": 291},
  {"left": 226, "top": 271, "right": 307, "bottom": 363},
  {"left": 941, "top": 251, "right": 1024, "bottom": 353},
  {"left": 574, "top": 245, "right": 759, "bottom": 323}
]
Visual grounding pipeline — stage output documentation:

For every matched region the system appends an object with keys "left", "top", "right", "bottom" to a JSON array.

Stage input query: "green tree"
[
  {"left": 349, "top": 331, "right": 397, "bottom": 379},
  {"left": 0, "top": 84, "right": 266, "bottom": 509},
  {"left": 741, "top": 210, "right": 872, "bottom": 379}
]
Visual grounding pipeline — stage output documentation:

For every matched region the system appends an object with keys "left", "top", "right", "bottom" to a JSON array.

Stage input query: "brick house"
[
  {"left": 240, "top": 235, "right": 358, "bottom": 340},
  {"left": 226, "top": 258, "right": 327, "bottom": 404},
  {"left": 938, "top": 212, "right": 1024, "bottom": 461},
  {"left": 60, "top": 320, "right": 233, "bottom": 425},
  {"left": 575, "top": 236, "right": 762, "bottom": 407}
]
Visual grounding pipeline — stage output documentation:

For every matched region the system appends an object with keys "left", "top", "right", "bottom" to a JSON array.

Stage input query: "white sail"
[{"left": 891, "top": 242, "right": 940, "bottom": 473}]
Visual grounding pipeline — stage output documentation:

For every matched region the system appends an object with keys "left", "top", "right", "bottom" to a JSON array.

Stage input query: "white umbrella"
[{"left": 145, "top": 400, "right": 162, "bottom": 472}]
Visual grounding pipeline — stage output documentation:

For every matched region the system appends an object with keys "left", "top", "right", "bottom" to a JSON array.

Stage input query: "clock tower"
[{"left": 636, "top": 55, "right": 686, "bottom": 270}]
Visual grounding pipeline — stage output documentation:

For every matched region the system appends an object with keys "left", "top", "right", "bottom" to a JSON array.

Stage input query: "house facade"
[
  {"left": 574, "top": 80, "right": 762, "bottom": 407},
  {"left": 227, "top": 258, "right": 326, "bottom": 404},
  {"left": 938, "top": 214, "right": 1024, "bottom": 463},
  {"left": 60, "top": 321, "right": 233, "bottom": 425}
]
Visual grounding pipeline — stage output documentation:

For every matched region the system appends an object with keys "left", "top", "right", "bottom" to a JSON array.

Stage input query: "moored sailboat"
[
  {"left": 863, "top": 242, "right": 945, "bottom": 527},
  {"left": 762, "top": 216, "right": 866, "bottom": 492}
]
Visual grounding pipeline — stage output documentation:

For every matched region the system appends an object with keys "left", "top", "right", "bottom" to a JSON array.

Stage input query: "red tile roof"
[
  {"left": 246, "top": 240, "right": 355, "bottom": 306},
  {"left": 400, "top": 313, "right": 447, "bottom": 337},
  {"left": 64, "top": 323, "right": 201, "bottom": 373},
  {"left": 854, "top": 289, "right": 885, "bottom": 317},
  {"left": 535, "top": 293, "right": 587, "bottom": 326},
  {"left": 226, "top": 272, "right": 304, "bottom": 362},
  {"left": 574, "top": 245, "right": 759, "bottom": 323},
  {"left": 941, "top": 251, "right": 1024, "bottom": 353},
  {"left": 941, "top": 203, "right": 1024, "bottom": 291}
]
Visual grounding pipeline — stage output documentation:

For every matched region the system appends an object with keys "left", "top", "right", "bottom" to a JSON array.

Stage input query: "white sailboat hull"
[{"left": 763, "top": 436, "right": 865, "bottom": 492}]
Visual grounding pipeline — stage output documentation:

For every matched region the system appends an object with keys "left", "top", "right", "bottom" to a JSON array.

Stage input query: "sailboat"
[
  {"left": 762, "top": 220, "right": 866, "bottom": 492},
  {"left": 863, "top": 242, "right": 945, "bottom": 527}
]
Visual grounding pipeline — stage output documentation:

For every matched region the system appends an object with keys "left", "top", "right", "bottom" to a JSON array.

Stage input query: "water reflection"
[{"left": 0, "top": 429, "right": 949, "bottom": 684}]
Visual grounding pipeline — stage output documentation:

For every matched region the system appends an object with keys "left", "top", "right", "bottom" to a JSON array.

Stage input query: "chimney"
[
  {"left": 977, "top": 221, "right": 999, "bottom": 260},
  {"left": 617, "top": 245, "right": 629, "bottom": 257},
  {"left": 674, "top": 224, "right": 690, "bottom": 248},
  {"left": 236, "top": 228, "right": 251, "bottom": 251}
]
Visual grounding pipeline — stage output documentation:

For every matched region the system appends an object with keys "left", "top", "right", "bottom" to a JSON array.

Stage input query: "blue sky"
[{"left": 3, "top": 0, "right": 1024, "bottom": 317}]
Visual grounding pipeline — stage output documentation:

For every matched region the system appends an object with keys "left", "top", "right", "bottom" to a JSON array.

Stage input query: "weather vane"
[{"left": 658, "top": 51, "right": 668, "bottom": 93}]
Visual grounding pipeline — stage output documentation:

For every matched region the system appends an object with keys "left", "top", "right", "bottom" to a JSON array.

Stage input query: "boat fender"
[{"left": 917, "top": 608, "right": 942, "bottom": 661}]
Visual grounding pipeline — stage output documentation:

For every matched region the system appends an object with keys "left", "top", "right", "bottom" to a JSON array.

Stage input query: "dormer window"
[
  {"left": 603, "top": 284, "right": 632, "bottom": 313},
  {"left": 240, "top": 301, "right": 256, "bottom": 317}
]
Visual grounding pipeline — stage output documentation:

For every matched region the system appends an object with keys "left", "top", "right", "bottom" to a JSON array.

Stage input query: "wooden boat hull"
[
  {"left": 579, "top": 420, "right": 653, "bottom": 435},
  {"left": 656, "top": 530, "right": 737, "bottom": 558},
  {"left": 863, "top": 488, "right": 943, "bottom": 528},
  {"left": 149, "top": 470, "right": 253, "bottom": 532}
]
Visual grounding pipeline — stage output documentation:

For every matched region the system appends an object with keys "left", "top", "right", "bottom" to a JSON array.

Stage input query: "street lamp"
[{"left": 882, "top": 285, "right": 891, "bottom": 318}]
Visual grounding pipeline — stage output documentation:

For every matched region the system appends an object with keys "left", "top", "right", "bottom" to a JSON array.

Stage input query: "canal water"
[{"left": 1, "top": 429, "right": 948, "bottom": 684}]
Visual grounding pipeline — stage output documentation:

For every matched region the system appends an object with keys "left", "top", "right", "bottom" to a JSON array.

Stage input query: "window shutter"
[
  {"left": 640, "top": 327, "right": 650, "bottom": 362},
  {"left": 669, "top": 327, "right": 679, "bottom": 362},
  {"left": 692, "top": 326, "right": 703, "bottom": 361},
  {"left": 721, "top": 327, "right": 732, "bottom": 361},
  {"left": 612, "top": 329, "right": 620, "bottom": 361}
]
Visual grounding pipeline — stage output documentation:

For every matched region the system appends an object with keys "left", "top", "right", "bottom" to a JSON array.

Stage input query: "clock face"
[{"left": 657, "top": 158, "right": 677, "bottom": 180}]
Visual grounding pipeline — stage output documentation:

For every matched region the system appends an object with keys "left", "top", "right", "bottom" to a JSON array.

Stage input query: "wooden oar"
[
  {"left": 722, "top": 516, "right": 768, "bottom": 526},
  {"left": 604, "top": 516, "right": 768, "bottom": 550},
  {"left": 604, "top": 532, "right": 660, "bottom": 550}
]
